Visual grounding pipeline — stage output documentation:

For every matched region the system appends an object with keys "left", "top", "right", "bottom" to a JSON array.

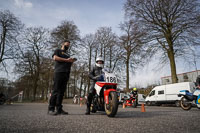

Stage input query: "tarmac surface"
[{"left": 0, "top": 103, "right": 200, "bottom": 133}]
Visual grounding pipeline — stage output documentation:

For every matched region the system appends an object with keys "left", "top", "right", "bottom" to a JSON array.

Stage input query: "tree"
[
  {"left": 80, "top": 34, "right": 97, "bottom": 92},
  {"left": 0, "top": 10, "right": 23, "bottom": 69},
  {"left": 95, "top": 27, "right": 123, "bottom": 72},
  {"left": 95, "top": 27, "right": 114, "bottom": 61},
  {"left": 119, "top": 20, "right": 146, "bottom": 92},
  {"left": 15, "top": 27, "right": 50, "bottom": 101},
  {"left": 51, "top": 20, "right": 80, "bottom": 51},
  {"left": 124, "top": 0, "right": 200, "bottom": 83}
]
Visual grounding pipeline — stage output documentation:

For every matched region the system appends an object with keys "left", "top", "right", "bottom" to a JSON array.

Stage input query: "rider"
[
  {"left": 85, "top": 56, "right": 104, "bottom": 115},
  {"left": 130, "top": 88, "right": 138, "bottom": 105},
  {"left": 130, "top": 88, "right": 138, "bottom": 97}
]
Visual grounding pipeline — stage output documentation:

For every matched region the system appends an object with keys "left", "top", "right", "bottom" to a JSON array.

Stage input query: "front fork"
[{"left": 104, "top": 89, "right": 116, "bottom": 104}]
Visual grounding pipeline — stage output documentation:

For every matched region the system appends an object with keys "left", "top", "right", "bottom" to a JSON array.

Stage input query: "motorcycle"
[
  {"left": 123, "top": 94, "right": 138, "bottom": 108},
  {"left": 178, "top": 88, "right": 200, "bottom": 110},
  {"left": 90, "top": 70, "right": 119, "bottom": 117}
]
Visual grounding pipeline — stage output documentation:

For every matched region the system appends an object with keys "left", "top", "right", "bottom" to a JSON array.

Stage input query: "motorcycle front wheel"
[
  {"left": 180, "top": 97, "right": 192, "bottom": 110},
  {"left": 104, "top": 91, "right": 118, "bottom": 117}
]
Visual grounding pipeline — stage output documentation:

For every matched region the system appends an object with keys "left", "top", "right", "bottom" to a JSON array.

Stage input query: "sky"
[
  {"left": 1, "top": 0, "right": 200, "bottom": 87},
  {"left": 0, "top": 0, "right": 124, "bottom": 35}
]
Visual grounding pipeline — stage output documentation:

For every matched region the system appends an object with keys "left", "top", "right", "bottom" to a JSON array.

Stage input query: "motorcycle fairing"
[
  {"left": 104, "top": 89, "right": 116, "bottom": 104},
  {"left": 179, "top": 90, "right": 193, "bottom": 96},
  {"left": 95, "top": 82, "right": 117, "bottom": 95},
  {"left": 197, "top": 95, "right": 200, "bottom": 104}
]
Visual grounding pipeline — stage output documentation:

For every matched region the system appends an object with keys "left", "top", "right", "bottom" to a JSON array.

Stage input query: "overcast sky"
[{"left": 1, "top": 0, "right": 200, "bottom": 87}]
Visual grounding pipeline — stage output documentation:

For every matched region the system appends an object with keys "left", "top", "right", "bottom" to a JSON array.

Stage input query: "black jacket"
[{"left": 89, "top": 66, "right": 103, "bottom": 82}]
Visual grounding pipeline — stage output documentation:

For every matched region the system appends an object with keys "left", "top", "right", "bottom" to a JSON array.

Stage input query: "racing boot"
[
  {"left": 56, "top": 105, "right": 68, "bottom": 115},
  {"left": 85, "top": 103, "right": 90, "bottom": 115},
  {"left": 48, "top": 110, "right": 57, "bottom": 116}
]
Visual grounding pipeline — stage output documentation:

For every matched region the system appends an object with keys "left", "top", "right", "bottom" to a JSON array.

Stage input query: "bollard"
[
  {"left": 123, "top": 103, "right": 126, "bottom": 108},
  {"left": 80, "top": 98, "right": 83, "bottom": 107},
  {"left": 141, "top": 103, "right": 146, "bottom": 112}
]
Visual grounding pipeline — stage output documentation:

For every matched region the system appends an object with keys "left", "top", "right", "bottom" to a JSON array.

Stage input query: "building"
[{"left": 161, "top": 70, "right": 200, "bottom": 85}]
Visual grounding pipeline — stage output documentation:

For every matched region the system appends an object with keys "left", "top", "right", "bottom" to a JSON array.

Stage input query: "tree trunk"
[
  {"left": 109, "top": 46, "right": 112, "bottom": 71},
  {"left": 83, "top": 84, "right": 87, "bottom": 97},
  {"left": 168, "top": 50, "right": 178, "bottom": 83},
  {"left": 33, "top": 76, "right": 38, "bottom": 101},
  {"left": 0, "top": 28, "right": 7, "bottom": 64},
  {"left": 87, "top": 48, "right": 92, "bottom": 94},
  {"left": 126, "top": 57, "right": 130, "bottom": 92},
  {"left": 74, "top": 75, "right": 76, "bottom": 97},
  {"left": 79, "top": 73, "right": 83, "bottom": 97}
]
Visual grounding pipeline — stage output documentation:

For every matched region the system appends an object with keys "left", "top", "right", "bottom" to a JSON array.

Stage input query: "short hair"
[{"left": 63, "top": 40, "right": 70, "bottom": 43}]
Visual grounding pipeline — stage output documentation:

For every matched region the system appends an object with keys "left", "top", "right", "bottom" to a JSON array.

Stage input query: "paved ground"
[{"left": 0, "top": 103, "right": 200, "bottom": 133}]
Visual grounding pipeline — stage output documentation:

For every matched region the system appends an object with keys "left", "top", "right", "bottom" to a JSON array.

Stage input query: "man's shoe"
[
  {"left": 85, "top": 108, "right": 90, "bottom": 115},
  {"left": 56, "top": 109, "right": 69, "bottom": 115},
  {"left": 48, "top": 110, "right": 57, "bottom": 116}
]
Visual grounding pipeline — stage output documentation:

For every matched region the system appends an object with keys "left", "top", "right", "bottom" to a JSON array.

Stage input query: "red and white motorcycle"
[{"left": 90, "top": 70, "right": 119, "bottom": 117}]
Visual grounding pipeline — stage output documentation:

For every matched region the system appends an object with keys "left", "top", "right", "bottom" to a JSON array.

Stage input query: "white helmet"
[{"left": 96, "top": 57, "right": 104, "bottom": 68}]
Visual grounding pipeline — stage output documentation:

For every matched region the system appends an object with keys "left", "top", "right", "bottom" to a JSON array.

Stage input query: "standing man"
[{"left": 48, "top": 40, "right": 76, "bottom": 115}]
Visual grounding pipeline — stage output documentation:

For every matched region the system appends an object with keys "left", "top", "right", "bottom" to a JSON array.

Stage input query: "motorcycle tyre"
[
  {"left": 180, "top": 97, "right": 192, "bottom": 110},
  {"left": 146, "top": 101, "right": 151, "bottom": 106},
  {"left": 105, "top": 91, "right": 118, "bottom": 117},
  {"left": 132, "top": 101, "right": 137, "bottom": 108}
]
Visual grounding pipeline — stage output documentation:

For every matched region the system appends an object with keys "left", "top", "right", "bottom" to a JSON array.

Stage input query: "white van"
[{"left": 145, "top": 82, "right": 196, "bottom": 106}]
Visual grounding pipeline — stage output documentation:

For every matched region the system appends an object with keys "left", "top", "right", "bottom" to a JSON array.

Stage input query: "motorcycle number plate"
[{"left": 105, "top": 73, "right": 117, "bottom": 83}]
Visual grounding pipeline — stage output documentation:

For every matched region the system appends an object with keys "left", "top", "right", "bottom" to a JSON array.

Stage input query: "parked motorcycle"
[
  {"left": 123, "top": 94, "right": 138, "bottom": 108},
  {"left": 178, "top": 88, "right": 200, "bottom": 110},
  {"left": 90, "top": 70, "right": 118, "bottom": 117}
]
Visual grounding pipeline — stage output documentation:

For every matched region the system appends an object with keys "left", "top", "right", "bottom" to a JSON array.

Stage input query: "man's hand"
[
  {"left": 93, "top": 75, "right": 101, "bottom": 80},
  {"left": 65, "top": 58, "right": 76, "bottom": 63}
]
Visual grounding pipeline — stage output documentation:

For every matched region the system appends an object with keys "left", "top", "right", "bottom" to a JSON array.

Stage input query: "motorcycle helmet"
[
  {"left": 133, "top": 88, "right": 137, "bottom": 91},
  {"left": 96, "top": 56, "right": 104, "bottom": 68}
]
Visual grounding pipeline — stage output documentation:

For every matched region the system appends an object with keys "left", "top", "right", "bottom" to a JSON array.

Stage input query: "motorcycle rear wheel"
[
  {"left": 180, "top": 97, "right": 192, "bottom": 110},
  {"left": 104, "top": 91, "right": 118, "bottom": 117}
]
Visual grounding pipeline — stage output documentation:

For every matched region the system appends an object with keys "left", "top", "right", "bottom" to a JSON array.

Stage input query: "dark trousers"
[
  {"left": 87, "top": 82, "right": 96, "bottom": 108},
  {"left": 49, "top": 72, "right": 69, "bottom": 112}
]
